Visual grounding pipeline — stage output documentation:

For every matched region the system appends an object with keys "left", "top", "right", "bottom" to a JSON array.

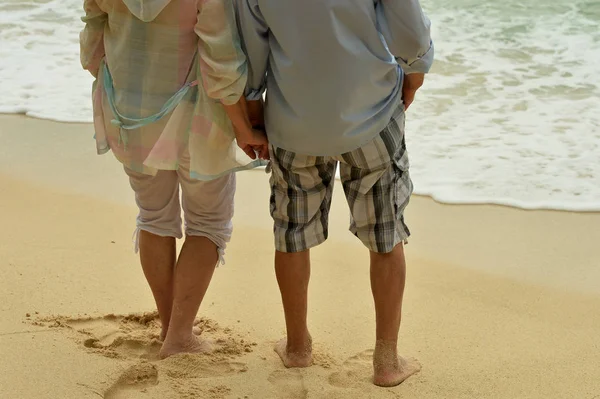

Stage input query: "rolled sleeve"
[
  {"left": 80, "top": 0, "right": 107, "bottom": 77},
  {"left": 196, "top": 0, "right": 248, "bottom": 105},
  {"left": 235, "top": 0, "right": 269, "bottom": 100},
  {"left": 376, "top": 0, "right": 434, "bottom": 74},
  {"left": 397, "top": 41, "right": 434, "bottom": 74}
]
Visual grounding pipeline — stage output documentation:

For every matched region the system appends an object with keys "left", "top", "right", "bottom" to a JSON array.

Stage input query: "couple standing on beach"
[{"left": 80, "top": 0, "right": 433, "bottom": 387}]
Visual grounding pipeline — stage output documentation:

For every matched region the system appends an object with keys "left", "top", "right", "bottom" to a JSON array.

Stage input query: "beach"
[{"left": 1, "top": 115, "right": 599, "bottom": 398}]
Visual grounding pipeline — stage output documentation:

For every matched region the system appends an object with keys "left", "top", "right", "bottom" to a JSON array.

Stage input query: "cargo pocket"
[{"left": 392, "top": 136, "right": 413, "bottom": 242}]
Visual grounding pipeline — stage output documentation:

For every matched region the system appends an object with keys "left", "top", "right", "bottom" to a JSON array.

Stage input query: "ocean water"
[{"left": 0, "top": 0, "right": 599, "bottom": 210}]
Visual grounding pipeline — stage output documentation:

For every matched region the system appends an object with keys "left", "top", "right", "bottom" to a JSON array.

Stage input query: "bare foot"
[
  {"left": 373, "top": 341, "right": 421, "bottom": 387},
  {"left": 274, "top": 337, "right": 313, "bottom": 368},
  {"left": 159, "top": 326, "right": 201, "bottom": 342},
  {"left": 159, "top": 335, "right": 212, "bottom": 359},
  {"left": 159, "top": 329, "right": 168, "bottom": 342}
]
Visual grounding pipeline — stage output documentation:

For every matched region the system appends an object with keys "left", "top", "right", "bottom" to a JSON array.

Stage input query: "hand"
[
  {"left": 236, "top": 128, "right": 270, "bottom": 161},
  {"left": 252, "top": 143, "right": 270, "bottom": 161},
  {"left": 402, "top": 73, "right": 425, "bottom": 111}
]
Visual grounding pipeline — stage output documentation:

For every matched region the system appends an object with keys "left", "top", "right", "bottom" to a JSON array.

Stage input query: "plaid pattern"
[
  {"left": 269, "top": 109, "right": 413, "bottom": 253},
  {"left": 81, "top": 0, "right": 261, "bottom": 180}
]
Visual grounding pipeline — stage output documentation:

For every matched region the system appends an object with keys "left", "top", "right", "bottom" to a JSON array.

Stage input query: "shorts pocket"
[{"left": 392, "top": 137, "right": 413, "bottom": 214}]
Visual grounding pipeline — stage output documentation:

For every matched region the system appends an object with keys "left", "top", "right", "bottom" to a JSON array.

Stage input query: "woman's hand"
[
  {"left": 222, "top": 97, "right": 270, "bottom": 160},
  {"left": 236, "top": 128, "right": 270, "bottom": 160}
]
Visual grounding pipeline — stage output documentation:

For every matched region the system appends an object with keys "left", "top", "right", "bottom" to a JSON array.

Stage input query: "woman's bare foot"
[
  {"left": 373, "top": 340, "right": 421, "bottom": 387},
  {"left": 159, "top": 328, "right": 168, "bottom": 342},
  {"left": 274, "top": 337, "right": 313, "bottom": 368},
  {"left": 159, "top": 326, "right": 201, "bottom": 342},
  {"left": 159, "top": 335, "right": 212, "bottom": 359}
]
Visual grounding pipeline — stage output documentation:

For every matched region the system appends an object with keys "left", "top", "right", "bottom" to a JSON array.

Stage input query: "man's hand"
[
  {"left": 402, "top": 73, "right": 425, "bottom": 111},
  {"left": 236, "top": 128, "right": 269, "bottom": 161}
]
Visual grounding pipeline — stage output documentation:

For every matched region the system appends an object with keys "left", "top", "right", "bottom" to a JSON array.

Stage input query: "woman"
[{"left": 80, "top": 0, "right": 267, "bottom": 358}]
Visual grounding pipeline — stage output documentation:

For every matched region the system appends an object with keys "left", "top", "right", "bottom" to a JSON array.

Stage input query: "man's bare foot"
[
  {"left": 373, "top": 340, "right": 421, "bottom": 387},
  {"left": 274, "top": 337, "right": 313, "bottom": 368},
  {"left": 159, "top": 335, "right": 212, "bottom": 359}
]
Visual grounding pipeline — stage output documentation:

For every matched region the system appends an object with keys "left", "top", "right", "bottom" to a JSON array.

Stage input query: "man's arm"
[
  {"left": 235, "top": 0, "right": 269, "bottom": 126},
  {"left": 376, "top": 0, "right": 434, "bottom": 75},
  {"left": 80, "top": 0, "right": 107, "bottom": 77},
  {"left": 196, "top": 0, "right": 268, "bottom": 159}
]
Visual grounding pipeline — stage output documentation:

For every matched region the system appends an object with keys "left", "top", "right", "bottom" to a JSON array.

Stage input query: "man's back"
[{"left": 237, "top": 0, "right": 433, "bottom": 156}]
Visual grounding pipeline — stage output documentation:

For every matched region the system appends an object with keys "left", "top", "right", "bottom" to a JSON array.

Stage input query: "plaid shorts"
[{"left": 269, "top": 109, "right": 413, "bottom": 254}]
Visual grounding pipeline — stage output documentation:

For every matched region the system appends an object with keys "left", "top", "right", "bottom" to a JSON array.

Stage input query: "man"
[{"left": 236, "top": 0, "right": 433, "bottom": 387}]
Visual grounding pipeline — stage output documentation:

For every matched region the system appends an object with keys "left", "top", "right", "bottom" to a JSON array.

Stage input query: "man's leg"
[
  {"left": 159, "top": 235, "right": 218, "bottom": 359},
  {"left": 274, "top": 249, "right": 312, "bottom": 367},
  {"left": 371, "top": 244, "right": 420, "bottom": 387},
  {"left": 268, "top": 146, "right": 336, "bottom": 368},
  {"left": 138, "top": 231, "right": 176, "bottom": 340},
  {"left": 339, "top": 108, "right": 419, "bottom": 386}
]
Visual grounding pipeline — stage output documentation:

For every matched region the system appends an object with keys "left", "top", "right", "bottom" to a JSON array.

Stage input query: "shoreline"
[
  {"left": 1, "top": 114, "right": 599, "bottom": 295},
  {"left": 2, "top": 114, "right": 598, "bottom": 212}
]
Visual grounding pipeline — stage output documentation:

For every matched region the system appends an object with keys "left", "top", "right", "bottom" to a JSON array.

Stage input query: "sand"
[{"left": 1, "top": 115, "right": 599, "bottom": 399}]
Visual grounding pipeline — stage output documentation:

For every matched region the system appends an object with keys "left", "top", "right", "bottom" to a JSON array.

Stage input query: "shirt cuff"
[
  {"left": 245, "top": 87, "right": 265, "bottom": 101},
  {"left": 397, "top": 41, "right": 434, "bottom": 74}
]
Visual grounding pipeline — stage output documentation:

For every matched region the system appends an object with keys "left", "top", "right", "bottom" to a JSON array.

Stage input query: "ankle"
[
  {"left": 287, "top": 332, "right": 312, "bottom": 354},
  {"left": 164, "top": 327, "right": 195, "bottom": 343},
  {"left": 159, "top": 327, "right": 168, "bottom": 341},
  {"left": 374, "top": 340, "right": 399, "bottom": 369}
]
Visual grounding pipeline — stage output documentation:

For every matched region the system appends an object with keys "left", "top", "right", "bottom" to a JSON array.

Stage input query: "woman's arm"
[
  {"left": 80, "top": 0, "right": 107, "bottom": 78},
  {"left": 222, "top": 97, "right": 269, "bottom": 160}
]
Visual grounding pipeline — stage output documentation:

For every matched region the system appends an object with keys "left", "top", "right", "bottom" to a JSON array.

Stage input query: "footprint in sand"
[
  {"left": 35, "top": 313, "right": 254, "bottom": 396},
  {"left": 104, "top": 357, "right": 246, "bottom": 399},
  {"left": 328, "top": 350, "right": 374, "bottom": 388},
  {"left": 268, "top": 370, "right": 308, "bottom": 399},
  {"left": 53, "top": 314, "right": 163, "bottom": 360},
  {"left": 35, "top": 313, "right": 254, "bottom": 362},
  {"left": 104, "top": 362, "right": 158, "bottom": 399},
  {"left": 161, "top": 353, "right": 248, "bottom": 379}
]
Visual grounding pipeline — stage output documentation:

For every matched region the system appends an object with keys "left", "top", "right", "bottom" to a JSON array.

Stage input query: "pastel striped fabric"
[{"left": 80, "top": 0, "right": 265, "bottom": 180}]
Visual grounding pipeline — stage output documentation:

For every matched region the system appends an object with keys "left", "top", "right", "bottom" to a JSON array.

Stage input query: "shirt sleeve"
[
  {"left": 376, "top": 0, "right": 434, "bottom": 74},
  {"left": 80, "top": 0, "right": 107, "bottom": 78},
  {"left": 195, "top": 0, "right": 248, "bottom": 105},
  {"left": 235, "top": 0, "right": 269, "bottom": 100}
]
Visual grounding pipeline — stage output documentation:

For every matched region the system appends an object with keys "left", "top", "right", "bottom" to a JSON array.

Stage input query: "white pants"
[{"left": 124, "top": 159, "right": 235, "bottom": 264}]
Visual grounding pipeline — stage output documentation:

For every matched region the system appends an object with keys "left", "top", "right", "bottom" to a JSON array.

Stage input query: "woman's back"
[
  {"left": 81, "top": 0, "right": 254, "bottom": 179},
  {"left": 90, "top": 0, "right": 199, "bottom": 117}
]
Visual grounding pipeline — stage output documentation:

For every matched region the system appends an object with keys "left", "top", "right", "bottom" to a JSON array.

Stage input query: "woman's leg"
[
  {"left": 159, "top": 166, "right": 236, "bottom": 358},
  {"left": 159, "top": 235, "right": 218, "bottom": 358},
  {"left": 138, "top": 231, "right": 176, "bottom": 339},
  {"left": 125, "top": 167, "right": 182, "bottom": 340}
]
